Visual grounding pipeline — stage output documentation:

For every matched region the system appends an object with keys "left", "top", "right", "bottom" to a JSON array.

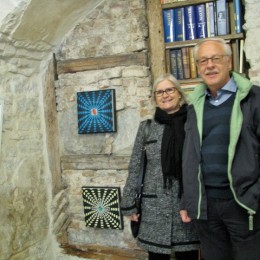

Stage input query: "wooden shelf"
[
  {"left": 162, "top": 0, "right": 215, "bottom": 9},
  {"left": 165, "top": 33, "right": 244, "bottom": 49}
]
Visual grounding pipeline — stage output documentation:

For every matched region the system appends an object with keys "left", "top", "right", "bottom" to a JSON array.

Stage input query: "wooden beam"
[
  {"left": 146, "top": 0, "right": 166, "bottom": 81},
  {"left": 56, "top": 52, "right": 148, "bottom": 75}
]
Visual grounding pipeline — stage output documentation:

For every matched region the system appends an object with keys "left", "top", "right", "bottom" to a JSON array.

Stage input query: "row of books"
[
  {"left": 169, "top": 47, "right": 198, "bottom": 80},
  {"left": 163, "top": 0, "right": 243, "bottom": 43}
]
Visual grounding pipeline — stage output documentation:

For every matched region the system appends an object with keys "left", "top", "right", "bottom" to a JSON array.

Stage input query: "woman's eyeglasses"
[{"left": 154, "top": 87, "right": 176, "bottom": 97}]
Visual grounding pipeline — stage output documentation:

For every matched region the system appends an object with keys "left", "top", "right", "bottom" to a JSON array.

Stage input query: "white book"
[{"left": 216, "top": 0, "right": 227, "bottom": 35}]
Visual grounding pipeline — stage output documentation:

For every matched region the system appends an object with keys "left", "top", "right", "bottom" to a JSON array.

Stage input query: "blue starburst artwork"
[
  {"left": 82, "top": 187, "right": 124, "bottom": 230},
  {"left": 77, "top": 89, "right": 116, "bottom": 134}
]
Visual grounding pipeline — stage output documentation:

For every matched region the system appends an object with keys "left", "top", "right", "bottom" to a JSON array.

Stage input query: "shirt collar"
[{"left": 205, "top": 77, "right": 237, "bottom": 97}]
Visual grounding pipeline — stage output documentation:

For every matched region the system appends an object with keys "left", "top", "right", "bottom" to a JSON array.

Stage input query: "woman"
[{"left": 121, "top": 74, "right": 200, "bottom": 260}]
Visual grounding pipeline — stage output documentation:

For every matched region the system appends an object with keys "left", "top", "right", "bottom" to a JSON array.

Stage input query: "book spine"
[
  {"left": 189, "top": 47, "right": 197, "bottom": 79},
  {"left": 216, "top": 0, "right": 227, "bottom": 35},
  {"left": 233, "top": 0, "right": 242, "bottom": 33},
  {"left": 176, "top": 48, "right": 184, "bottom": 80},
  {"left": 195, "top": 4, "right": 208, "bottom": 38},
  {"left": 181, "top": 47, "right": 191, "bottom": 79},
  {"left": 174, "top": 7, "right": 185, "bottom": 41},
  {"left": 239, "top": 39, "right": 244, "bottom": 74},
  {"left": 170, "top": 49, "right": 178, "bottom": 79},
  {"left": 184, "top": 5, "right": 197, "bottom": 40},
  {"left": 206, "top": 3, "right": 211, "bottom": 37},
  {"left": 208, "top": 2, "right": 216, "bottom": 37},
  {"left": 226, "top": 2, "right": 230, "bottom": 34},
  {"left": 162, "top": 9, "right": 175, "bottom": 42}
]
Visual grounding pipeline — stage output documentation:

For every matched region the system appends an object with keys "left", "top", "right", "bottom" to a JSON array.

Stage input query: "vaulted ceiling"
[{"left": 0, "top": 0, "right": 104, "bottom": 46}]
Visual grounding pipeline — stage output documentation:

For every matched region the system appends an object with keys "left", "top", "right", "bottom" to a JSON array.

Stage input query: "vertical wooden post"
[{"left": 146, "top": 0, "right": 166, "bottom": 81}]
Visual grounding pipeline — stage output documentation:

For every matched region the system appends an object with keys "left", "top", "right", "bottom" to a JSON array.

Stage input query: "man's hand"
[{"left": 180, "top": 210, "right": 192, "bottom": 223}]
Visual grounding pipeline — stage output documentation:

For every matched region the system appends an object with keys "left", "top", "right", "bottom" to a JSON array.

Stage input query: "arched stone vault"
[
  {"left": 0, "top": 1, "right": 105, "bottom": 259},
  {"left": 1, "top": 0, "right": 104, "bottom": 46}
]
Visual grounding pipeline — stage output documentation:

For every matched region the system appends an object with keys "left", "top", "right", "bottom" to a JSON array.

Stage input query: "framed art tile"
[
  {"left": 82, "top": 186, "right": 124, "bottom": 230},
  {"left": 77, "top": 89, "right": 116, "bottom": 134}
]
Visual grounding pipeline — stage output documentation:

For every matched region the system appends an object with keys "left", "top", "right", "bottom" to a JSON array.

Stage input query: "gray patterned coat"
[{"left": 121, "top": 119, "right": 200, "bottom": 254}]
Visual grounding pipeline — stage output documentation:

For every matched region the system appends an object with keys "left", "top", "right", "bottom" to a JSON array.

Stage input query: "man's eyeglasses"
[
  {"left": 154, "top": 87, "right": 176, "bottom": 97},
  {"left": 196, "top": 55, "right": 229, "bottom": 66}
]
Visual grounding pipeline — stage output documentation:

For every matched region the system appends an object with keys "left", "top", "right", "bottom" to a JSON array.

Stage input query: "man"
[{"left": 180, "top": 38, "right": 260, "bottom": 260}]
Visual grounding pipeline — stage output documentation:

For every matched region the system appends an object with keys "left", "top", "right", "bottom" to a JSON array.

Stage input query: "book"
[
  {"left": 170, "top": 49, "right": 178, "bottom": 78},
  {"left": 233, "top": 0, "right": 242, "bottom": 33},
  {"left": 174, "top": 7, "right": 185, "bottom": 41},
  {"left": 216, "top": 0, "right": 228, "bottom": 35},
  {"left": 226, "top": 2, "right": 230, "bottom": 34},
  {"left": 162, "top": 9, "right": 175, "bottom": 42},
  {"left": 239, "top": 39, "right": 244, "bottom": 74},
  {"left": 176, "top": 48, "right": 184, "bottom": 80},
  {"left": 189, "top": 47, "right": 197, "bottom": 79},
  {"left": 206, "top": 2, "right": 216, "bottom": 37},
  {"left": 181, "top": 47, "right": 191, "bottom": 79},
  {"left": 230, "top": 40, "right": 239, "bottom": 72},
  {"left": 195, "top": 4, "right": 208, "bottom": 38},
  {"left": 184, "top": 5, "right": 197, "bottom": 40}
]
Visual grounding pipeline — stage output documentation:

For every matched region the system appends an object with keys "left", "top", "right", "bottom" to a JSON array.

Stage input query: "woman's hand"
[
  {"left": 128, "top": 213, "right": 140, "bottom": 222},
  {"left": 180, "top": 210, "right": 192, "bottom": 223}
]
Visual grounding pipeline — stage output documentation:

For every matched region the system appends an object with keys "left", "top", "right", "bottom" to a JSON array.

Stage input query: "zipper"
[{"left": 248, "top": 211, "right": 254, "bottom": 231}]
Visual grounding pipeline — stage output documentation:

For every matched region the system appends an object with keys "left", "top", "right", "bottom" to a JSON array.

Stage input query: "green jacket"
[{"left": 182, "top": 72, "right": 260, "bottom": 227}]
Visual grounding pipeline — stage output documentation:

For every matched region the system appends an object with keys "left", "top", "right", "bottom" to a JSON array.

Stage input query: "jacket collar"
[{"left": 189, "top": 71, "right": 252, "bottom": 104}]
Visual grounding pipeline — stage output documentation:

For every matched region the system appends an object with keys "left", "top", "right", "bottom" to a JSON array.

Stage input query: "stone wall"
[
  {"left": 0, "top": 0, "right": 105, "bottom": 259},
  {"left": 0, "top": 0, "right": 260, "bottom": 259},
  {"left": 55, "top": 0, "right": 152, "bottom": 250},
  {"left": 0, "top": 34, "right": 58, "bottom": 259}
]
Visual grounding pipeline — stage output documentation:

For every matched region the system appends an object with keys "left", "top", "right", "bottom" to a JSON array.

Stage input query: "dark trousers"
[
  {"left": 195, "top": 198, "right": 260, "bottom": 260},
  {"left": 148, "top": 250, "right": 198, "bottom": 260},
  {"left": 148, "top": 252, "right": 170, "bottom": 260}
]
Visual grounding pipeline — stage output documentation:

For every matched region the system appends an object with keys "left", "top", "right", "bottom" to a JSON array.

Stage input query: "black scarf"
[{"left": 154, "top": 105, "right": 187, "bottom": 195}]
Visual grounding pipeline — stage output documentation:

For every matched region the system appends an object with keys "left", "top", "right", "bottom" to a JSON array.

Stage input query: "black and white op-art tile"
[
  {"left": 82, "top": 187, "right": 124, "bottom": 230},
  {"left": 77, "top": 89, "right": 117, "bottom": 134}
]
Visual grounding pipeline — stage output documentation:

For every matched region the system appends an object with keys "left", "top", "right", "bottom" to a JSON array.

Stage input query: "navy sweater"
[{"left": 201, "top": 94, "right": 235, "bottom": 199}]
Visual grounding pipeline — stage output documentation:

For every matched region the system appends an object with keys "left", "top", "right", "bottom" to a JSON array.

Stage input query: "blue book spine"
[
  {"left": 233, "top": 0, "right": 242, "bottom": 33},
  {"left": 163, "top": 9, "right": 175, "bottom": 43},
  {"left": 184, "top": 5, "right": 197, "bottom": 40},
  {"left": 170, "top": 49, "right": 178, "bottom": 79},
  {"left": 176, "top": 49, "right": 184, "bottom": 80},
  {"left": 174, "top": 7, "right": 185, "bottom": 41},
  {"left": 195, "top": 4, "right": 208, "bottom": 38},
  {"left": 216, "top": 0, "right": 227, "bottom": 35}
]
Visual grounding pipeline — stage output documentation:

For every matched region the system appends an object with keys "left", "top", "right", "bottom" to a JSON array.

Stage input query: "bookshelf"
[{"left": 146, "top": 0, "right": 245, "bottom": 87}]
